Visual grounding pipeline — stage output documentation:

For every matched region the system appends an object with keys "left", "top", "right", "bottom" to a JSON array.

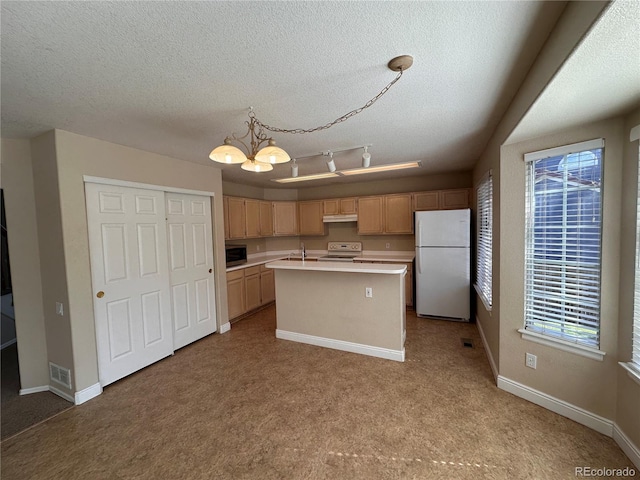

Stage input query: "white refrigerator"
[{"left": 415, "top": 209, "right": 471, "bottom": 321}]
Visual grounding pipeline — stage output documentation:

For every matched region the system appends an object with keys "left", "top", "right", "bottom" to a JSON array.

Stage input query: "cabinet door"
[
  {"left": 323, "top": 199, "right": 339, "bottom": 215},
  {"left": 413, "top": 191, "right": 439, "bottom": 211},
  {"left": 227, "top": 276, "right": 245, "bottom": 319},
  {"left": 223, "top": 196, "right": 230, "bottom": 240},
  {"left": 244, "top": 273, "right": 262, "bottom": 311},
  {"left": 357, "top": 197, "right": 384, "bottom": 235},
  {"left": 260, "top": 269, "right": 275, "bottom": 304},
  {"left": 259, "top": 201, "right": 274, "bottom": 237},
  {"left": 440, "top": 189, "right": 470, "bottom": 209},
  {"left": 273, "top": 201, "right": 298, "bottom": 236},
  {"left": 340, "top": 197, "right": 358, "bottom": 214},
  {"left": 244, "top": 199, "right": 261, "bottom": 238},
  {"left": 227, "top": 197, "right": 246, "bottom": 239},
  {"left": 298, "top": 201, "right": 325, "bottom": 236},
  {"left": 384, "top": 194, "right": 413, "bottom": 234}
]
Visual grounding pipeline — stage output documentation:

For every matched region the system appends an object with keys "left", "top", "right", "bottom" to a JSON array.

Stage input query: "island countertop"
[{"left": 266, "top": 260, "right": 407, "bottom": 275}]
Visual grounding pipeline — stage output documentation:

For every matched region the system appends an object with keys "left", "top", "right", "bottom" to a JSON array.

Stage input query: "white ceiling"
[{"left": 0, "top": 1, "right": 593, "bottom": 189}]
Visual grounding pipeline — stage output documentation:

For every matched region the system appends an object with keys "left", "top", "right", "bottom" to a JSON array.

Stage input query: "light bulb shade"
[
  {"left": 362, "top": 152, "right": 371, "bottom": 168},
  {"left": 241, "top": 159, "right": 273, "bottom": 173},
  {"left": 254, "top": 144, "right": 291, "bottom": 164},
  {"left": 209, "top": 144, "right": 247, "bottom": 164},
  {"left": 326, "top": 158, "right": 336, "bottom": 172}
]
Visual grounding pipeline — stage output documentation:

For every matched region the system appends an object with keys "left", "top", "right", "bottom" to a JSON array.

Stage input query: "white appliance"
[
  {"left": 317, "top": 242, "right": 362, "bottom": 262},
  {"left": 415, "top": 209, "right": 470, "bottom": 321}
]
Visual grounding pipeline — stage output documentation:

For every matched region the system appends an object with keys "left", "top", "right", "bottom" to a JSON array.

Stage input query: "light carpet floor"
[{"left": 1, "top": 306, "right": 636, "bottom": 479}]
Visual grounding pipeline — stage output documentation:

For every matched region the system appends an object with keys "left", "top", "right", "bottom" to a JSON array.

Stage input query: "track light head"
[
  {"left": 326, "top": 152, "right": 336, "bottom": 172},
  {"left": 362, "top": 146, "right": 371, "bottom": 168}
]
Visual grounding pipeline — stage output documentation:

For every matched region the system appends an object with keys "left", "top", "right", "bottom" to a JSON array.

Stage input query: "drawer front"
[
  {"left": 227, "top": 269, "right": 244, "bottom": 281},
  {"left": 244, "top": 265, "right": 261, "bottom": 276}
]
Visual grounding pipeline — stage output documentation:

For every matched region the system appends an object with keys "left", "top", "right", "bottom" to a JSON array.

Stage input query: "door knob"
[
  {"left": 96, "top": 291, "right": 105, "bottom": 298},
  {"left": 209, "top": 269, "right": 212, "bottom": 273}
]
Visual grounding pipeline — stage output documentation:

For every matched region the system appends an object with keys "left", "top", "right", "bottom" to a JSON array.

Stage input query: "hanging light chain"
[{"left": 251, "top": 70, "right": 405, "bottom": 135}]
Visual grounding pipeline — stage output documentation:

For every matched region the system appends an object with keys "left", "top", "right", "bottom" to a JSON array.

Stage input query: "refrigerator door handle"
[
  {"left": 416, "top": 249, "right": 422, "bottom": 275},
  {"left": 417, "top": 220, "right": 423, "bottom": 248}
]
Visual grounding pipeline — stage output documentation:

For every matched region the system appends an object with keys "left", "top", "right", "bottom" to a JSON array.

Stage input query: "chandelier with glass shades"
[{"left": 209, "top": 55, "right": 417, "bottom": 179}]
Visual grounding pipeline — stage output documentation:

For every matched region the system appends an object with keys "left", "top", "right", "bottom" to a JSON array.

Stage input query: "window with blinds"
[
  {"left": 524, "top": 139, "right": 604, "bottom": 349},
  {"left": 633, "top": 144, "right": 640, "bottom": 369},
  {"left": 475, "top": 171, "right": 492, "bottom": 309}
]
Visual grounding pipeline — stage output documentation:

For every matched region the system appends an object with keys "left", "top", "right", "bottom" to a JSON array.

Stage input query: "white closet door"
[
  {"left": 166, "top": 193, "right": 216, "bottom": 349},
  {"left": 85, "top": 183, "right": 173, "bottom": 386}
]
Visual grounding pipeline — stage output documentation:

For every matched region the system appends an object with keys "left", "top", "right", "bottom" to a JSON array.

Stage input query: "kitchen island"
[{"left": 266, "top": 260, "right": 407, "bottom": 361}]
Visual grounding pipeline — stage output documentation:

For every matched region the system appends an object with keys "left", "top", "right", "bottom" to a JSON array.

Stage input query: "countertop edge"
[{"left": 266, "top": 260, "right": 407, "bottom": 275}]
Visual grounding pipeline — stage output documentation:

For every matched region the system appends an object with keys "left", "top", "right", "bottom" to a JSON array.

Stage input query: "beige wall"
[
  {"left": 0, "top": 139, "right": 50, "bottom": 389},
  {"left": 43, "top": 129, "right": 227, "bottom": 392},
  {"left": 616, "top": 109, "right": 640, "bottom": 447},
  {"left": 31, "top": 132, "right": 75, "bottom": 397},
  {"left": 472, "top": 0, "right": 609, "bottom": 375},
  {"left": 500, "top": 117, "right": 623, "bottom": 419}
]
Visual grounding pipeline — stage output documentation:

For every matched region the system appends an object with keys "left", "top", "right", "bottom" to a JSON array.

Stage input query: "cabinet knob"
[{"left": 96, "top": 291, "right": 105, "bottom": 298}]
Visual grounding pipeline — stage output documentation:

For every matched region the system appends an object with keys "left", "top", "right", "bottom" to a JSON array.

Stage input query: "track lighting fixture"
[
  {"left": 291, "top": 159, "right": 298, "bottom": 178},
  {"left": 362, "top": 146, "right": 371, "bottom": 168},
  {"left": 326, "top": 152, "right": 336, "bottom": 172}
]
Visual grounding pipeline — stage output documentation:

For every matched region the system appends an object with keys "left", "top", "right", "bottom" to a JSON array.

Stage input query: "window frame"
[
  {"left": 475, "top": 170, "right": 492, "bottom": 311},
  {"left": 519, "top": 138, "right": 606, "bottom": 361}
]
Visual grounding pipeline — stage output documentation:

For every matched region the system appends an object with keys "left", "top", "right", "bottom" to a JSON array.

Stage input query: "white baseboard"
[
  {"left": 613, "top": 423, "right": 640, "bottom": 470},
  {"left": 74, "top": 383, "right": 102, "bottom": 405},
  {"left": 49, "top": 385, "right": 75, "bottom": 403},
  {"left": 1, "top": 338, "right": 17, "bottom": 350},
  {"left": 475, "top": 315, "right": 498, "bottom": 381},
  {"left": 497, "top": 375, "right": 613, "bottom": 436},
  {"left": 19, "top": 385, "right": 49, "bottom": 395},
  {"left": 219, "top": 322, "right": 231, "bottom": 334},
  {"left": 276, "top": 329, "right": 405, "bottom": 362}
]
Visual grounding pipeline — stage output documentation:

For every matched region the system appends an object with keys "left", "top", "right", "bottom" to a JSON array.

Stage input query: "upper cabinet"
[
  {"left": 358, "top": 194, "right": 412, "bottom": 235},
  {"left": 298, "top": 200, "right": 325, "bottom": 236},
  {"left": 273, "top": 201, "right": 298, "bottom": 236},
  {"left": 413, "top": 188, "right": 470, "bottom": 211},
  {"left": 259, "top": 201, "right": 274, "bottom": 237},
  {"left": 223, "top": 196, "right": 230, "bottom": 240},
  {"left": 227, "top": 197, "right": 246, "bottom": 239},
  {"left": 244, "top": 199, "right": 261, "bottom": 238},
  {"left": 323, "top": 197, "right": 358, "bottom": 215}
]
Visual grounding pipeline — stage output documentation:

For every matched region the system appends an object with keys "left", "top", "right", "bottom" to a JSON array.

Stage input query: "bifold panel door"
[
  {"left": 166, "top": 193, "right": 217, "bottom": 350},
  {"left": 85, "top": 183, "right": 173, "bottom": 386}
]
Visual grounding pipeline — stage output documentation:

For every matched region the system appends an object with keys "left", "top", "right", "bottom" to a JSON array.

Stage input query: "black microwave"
[{"left": 225, "top": 244, "right": 247, "bottom": 267}]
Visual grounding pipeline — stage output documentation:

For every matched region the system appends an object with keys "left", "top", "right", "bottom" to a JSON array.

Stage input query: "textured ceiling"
[
  {"left": 508, "top": 0, "right": 640, "bottom": 145},
  {"left": 1, "top": 1, "right": 569, "bottom": 188}
]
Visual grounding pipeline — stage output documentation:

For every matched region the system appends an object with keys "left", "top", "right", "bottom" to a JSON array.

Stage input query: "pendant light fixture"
[{"left": 209, "top": 55, "right": 413, "bottom": 173}]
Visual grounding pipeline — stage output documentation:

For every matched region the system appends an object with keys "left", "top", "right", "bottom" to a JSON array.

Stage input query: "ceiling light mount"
[{"left": 387, "top": 55, "right": 414, "bottom": 72}]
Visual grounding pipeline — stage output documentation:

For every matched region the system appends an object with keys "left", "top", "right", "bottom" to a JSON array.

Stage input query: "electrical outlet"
[
  {"left": 525, "top": 353, "right": 537, "bottom": 369},
  {"left": 365, "top": 287, "right": 373, "bottom": 298},
  {"left": 56, "top": 302, "right": 64, "bottom": 316},
  {"left": 385, "top": 243, "right": 391, "bottom": 249}
]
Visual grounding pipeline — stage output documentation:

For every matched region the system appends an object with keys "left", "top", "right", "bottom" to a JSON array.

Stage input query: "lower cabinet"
[{"left": 227, "top": 263, "right": 276, "bottom": 321}]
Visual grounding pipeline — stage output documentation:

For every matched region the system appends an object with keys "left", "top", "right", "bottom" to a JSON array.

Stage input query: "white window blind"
[
  {"left": 524, "top": 139, "right": 604, "bottom": 349},
  {"left": 476, "top": 171, "right": 492, "bottom": 309},
  {"left": 633, "top": 142, "right": 640, "bottom": 368}
]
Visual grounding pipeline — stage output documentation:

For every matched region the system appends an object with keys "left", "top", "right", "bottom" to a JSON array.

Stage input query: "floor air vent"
[
  {"left": 461, "top": 338, "right": 474, "bottom": 348},
  {"left": 49, "top": 362, "right": 72, "bottom": 389}
]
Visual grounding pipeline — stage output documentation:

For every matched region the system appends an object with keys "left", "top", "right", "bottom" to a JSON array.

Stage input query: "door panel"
[
  {"left": 166, "top": 193, "right": 216, "bottom": 349},
  {"left": 86, "top": 183, "right": 173, "bottom": 386}
]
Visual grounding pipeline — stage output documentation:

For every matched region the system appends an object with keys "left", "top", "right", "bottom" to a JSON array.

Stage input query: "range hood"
[{"left": 322, "top": 214, "right": 358, "bottom": 223}]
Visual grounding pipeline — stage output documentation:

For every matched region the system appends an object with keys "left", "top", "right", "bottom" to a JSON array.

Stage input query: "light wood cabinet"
[
  {"left": 323, "top": 197, "right": 358, "bottom": 215},
  {"left": 384, "top": 194, "right": 413, "bottom": 234},
  {"left": 413, "top": 188, "right": 471, "bottom": 211},
  {"left": 358, "top": 194, "right": 412, "bottom": 235},
  {"left": 273, "top": 201, "right": 298, "bottom": 236},
  {"left": 260, "top": 264, "right": 275, "bottom": 304},
  {"left": 259, "top": 201, "right": 274, "bottom": 237},
  {"left": 298, "top": 200, "right": 325, "bottom": 236},
  {"left": 227, "top": 197, "right": 246, "bottom": 239},
  {"left": 440, "top": 188, "right": 470, "bottom": 210},
  {"left": 244, "top": 199, "right": 261, "bottom": 238},
  {"left": 223, "top": 196, "right": 230, "bottom": 240},
  {"left": 244, "top": 265, "right": 262, "bottom": 312},
  {"left": 226, "top": 269, "right": 245, "bottom": 319},
  {"left": 357, "top": 196, "right": 384, "bottom": 234}
]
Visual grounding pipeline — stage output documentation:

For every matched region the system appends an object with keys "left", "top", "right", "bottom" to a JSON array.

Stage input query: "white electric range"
[{"left": 317, "top": 242, "right": 362, "bottom": 262}]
